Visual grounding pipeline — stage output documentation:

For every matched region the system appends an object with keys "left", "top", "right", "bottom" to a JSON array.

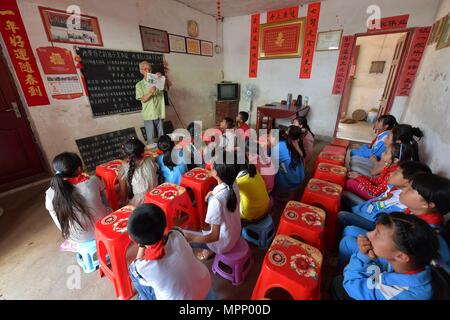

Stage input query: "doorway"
[
  {"left": 334, "top": 29, "right": 412, "bottom": 143},
  {"left": 0, "top": 46, "right": 48, "bottom": 192}
]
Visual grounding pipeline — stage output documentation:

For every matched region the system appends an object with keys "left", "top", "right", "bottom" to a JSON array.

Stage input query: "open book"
[{"left": 146, "top": 73, "right": 166, "bottom": 90}]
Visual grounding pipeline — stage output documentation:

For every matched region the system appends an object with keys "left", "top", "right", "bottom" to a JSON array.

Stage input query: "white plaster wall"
[
  {"left": 347, "top": 33, "right": 405, "bottom": 116},
  {"left": 7, "top": 0, "right": 223, "bottom": 167},
  {"left": 401, "top": 0, "right": 450, "bottom": 178},
  {"left": 223, "top": 0, "right": 440, "bottom": 137}
]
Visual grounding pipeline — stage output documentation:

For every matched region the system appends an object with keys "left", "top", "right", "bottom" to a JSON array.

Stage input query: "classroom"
[{"left": 0, "top": 0, "right": 449, "bottom": 302}]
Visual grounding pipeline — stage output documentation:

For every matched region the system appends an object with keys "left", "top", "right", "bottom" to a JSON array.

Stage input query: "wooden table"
[{"left": 256, "top": 104, "right": 310, "bottom": 133}]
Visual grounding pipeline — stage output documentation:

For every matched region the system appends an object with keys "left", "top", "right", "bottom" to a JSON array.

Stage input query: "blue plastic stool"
[
  {"left": 76, "top": 240, "right": 99, "bottom": 273},
  {"left": 241, "top": 215, "right": 275, "bottom": 249}
]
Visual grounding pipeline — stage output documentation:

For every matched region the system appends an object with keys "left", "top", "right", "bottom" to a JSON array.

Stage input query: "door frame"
[
  {"left": 333, "top": 27, "right": 416, "bottom": 138},
  {"left": 0, "top": 45, "right": 49, "bottom": 192}
]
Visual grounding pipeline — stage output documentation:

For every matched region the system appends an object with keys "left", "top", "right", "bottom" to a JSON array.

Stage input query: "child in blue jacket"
[
  {"left": 157, "top": 135, "right": 187, "bottom": 185},
  {"left": 331, "top": 213, "right": 450, "bottom": 300}
]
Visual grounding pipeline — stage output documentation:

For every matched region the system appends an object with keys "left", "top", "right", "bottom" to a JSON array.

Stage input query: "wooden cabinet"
[{"left": 215, "top": 100, "right": 239, "bottom": 126}]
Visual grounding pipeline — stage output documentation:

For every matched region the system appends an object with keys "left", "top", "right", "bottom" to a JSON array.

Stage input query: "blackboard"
[
  {"left": 76, "top": 47, "right": 166, "bottom": 117},
  {"left": 75, "top": 127, "right": 137, "bottom": 172}
]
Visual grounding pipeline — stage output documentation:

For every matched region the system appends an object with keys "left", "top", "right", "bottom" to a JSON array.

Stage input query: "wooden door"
[
  {"left": 0, "top": 49, "right": 46, "bottom": 188},
  {"left": 378, "top": 34, "right": 407, "bottom": 116}
]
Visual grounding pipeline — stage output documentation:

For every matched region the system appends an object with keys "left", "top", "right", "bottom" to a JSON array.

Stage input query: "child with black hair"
[
  {"left": 45, "top": 152, "right": 110, "bottom": 249},
  {"left": 236, "top": 111, "right": 250, "bottom": 136},
  {"left": 184, "top": 151, "right": 241, "bottom": 260},
  {"left": 185, "top": 122, "right": 204, "bottom": 170},
  {"left": 332, "top": 213, "right": 450, "bottom": 300},
  {"left": 119, "top": 137, "right": 158, "bottom": 207},
  {"left": 156, "top": 134, "right": 187, "bottom": 185},
  {"left": 127, "top": 203, "right": 213, "bottom": 300},
  {"left": 292, "top": 116, "right": 315, "bottom": 165},
  {"left": 219, "top": 117, "right": 234, "bottom": 132}
]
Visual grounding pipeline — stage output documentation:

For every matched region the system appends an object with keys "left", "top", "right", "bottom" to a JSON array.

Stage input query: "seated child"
[
  {"left": 127, "top": 203, "right": 213, "bottom": 300},
  {"left": 236, "top": 111, "right": 250, "bottom": 138},
  {"left": 338, "top": 161, "right": 431, "bottom": 230},
  {"left": 292, "top": 116, "right": 315, "bottom": 165},
  {"left": 157, "top": 135, "right": 187, "bottom": 185},
  {"left": 237, "top": 157, "right": 270, "bottom": 224},
  {"left": 118, "top": 137, "right": 158, "bottom": 207},
  {"left": 332, "top": 213, "right": 449, "bottom": 300},
  {"left": 220, "top": 117, "right": 234, "bottom": 132},
  {"left": 45, "top": 152, "right": 110, "bottom": 248},
  {"left": 184, "top": 121, "right": 204, "bottom": 170},
  {"left": 249, "top": 146, "right": 276, "bottom": 194},
  {"left": 339, "top": 173, "right": 450, "bottom": 273},
  {"left": 345, "top": 143, "right": 412, "bottom": 200},
  {"left": 184, "top": 151, "right": 241, "bottom": 260},
  {"left": 350, "top": 115, "right": 397, "bottom": 173}
]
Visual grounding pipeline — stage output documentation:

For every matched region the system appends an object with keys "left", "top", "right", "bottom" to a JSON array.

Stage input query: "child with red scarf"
[
  {"left": 127, "top": 203, "right": 214, "bottom": 300},
  {"left": 45, "top": 152, "right": 110, "bottom": 251}
]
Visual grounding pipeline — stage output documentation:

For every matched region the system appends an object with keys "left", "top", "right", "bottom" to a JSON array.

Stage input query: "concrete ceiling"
[{"left": 174, "top": 0, "right": 324, "bottom": 18}]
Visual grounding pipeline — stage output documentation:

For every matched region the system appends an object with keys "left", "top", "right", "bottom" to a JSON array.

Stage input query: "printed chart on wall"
[{"left": 76, "top": 47, "right": 164, "bottom": 117}]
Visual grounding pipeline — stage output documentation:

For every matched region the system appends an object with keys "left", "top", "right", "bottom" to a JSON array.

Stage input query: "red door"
[{"left": 0, "top": 48, "right": 46, "bottom": 189}]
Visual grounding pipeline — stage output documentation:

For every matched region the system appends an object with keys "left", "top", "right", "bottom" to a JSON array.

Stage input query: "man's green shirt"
[{"left": 135, "top": 79, "right": 165, "bottom": 120}]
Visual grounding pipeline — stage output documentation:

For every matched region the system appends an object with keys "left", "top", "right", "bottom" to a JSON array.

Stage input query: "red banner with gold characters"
[
  {"left": 300, "top": 2, "right": 321, "bottom": 79},
  {"left": 396, "top": 26, "right": 431, "bottom": 96},
  {"left": 249, "top": 13, "right": 260, "bottom": 78},
  {"left": 0, "top": 0, "right": 49, "bottom": 106},
  {"left": 267, "top": 6, "right": 299, "bottom": 23},
  {"left": 332, "top": 35, "right": 355, "bottom": 95},
  {"left": 368, "top": 14, "right": 409, "bottom": 32}
]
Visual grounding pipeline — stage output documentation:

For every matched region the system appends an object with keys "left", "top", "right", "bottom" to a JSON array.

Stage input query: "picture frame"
[
  {"left": 436, "top": 13, "right": 450, "bottom": 50},
  {"left": 186, "top": 37, "right": 201, "bottom": 55},
  {"left": 38, "top": 6, "right": 103, "bottom": 46},
  {"left": 316, "top": 29, "right": 343, "bottom": 51},
  {"left": 139, "top": 25, "right": 170, "bottom": 53},
  {"left": 258, "top": 18, "right": 306, "bottom": 59},
  {"left": 168, "top": 34, "right": 187, "bottom": 53},
  {"left": 429, "top": 16, "right": 445, "bottom": 45},
  {"left": 200, "top": 40, "right": 213, "bottom": 57}
]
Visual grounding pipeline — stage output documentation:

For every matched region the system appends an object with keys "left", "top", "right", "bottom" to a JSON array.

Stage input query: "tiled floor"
[{"left": 336, "top": 121, "right": 374, "bottom": 144}]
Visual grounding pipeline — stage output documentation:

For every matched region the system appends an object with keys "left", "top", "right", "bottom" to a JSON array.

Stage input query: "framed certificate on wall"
[
  {"left": 186, "top": 37, "right": 201, "bottom": 55},
  {"left": 169, "top": 34, "right": 187, "bottom": 53},
  {"left": 316, "top": 30, "right": 343, "bottom": 51},
  {"left": 139, "top": 25, "right": 170, "bottom": 53}
]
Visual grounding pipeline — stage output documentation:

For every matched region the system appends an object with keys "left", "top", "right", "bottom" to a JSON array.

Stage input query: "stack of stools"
[
  {"left": 251, "top": 235, "right": 323, "bottom": 300},
  {"left": 330, "top": 138, "right": 350, "bottom": 150},
  {"left": 300, "top": 179, "right": 343, "bottom": 251},
  {"left": 95, "top": 205, "right": 135, "bottom": 300},
  {"left": 276, "top": 201, "right": 326, "bottom": 252},
  {"left": 180, "top": 168, "right": 217, "bottom": 228},
  {"left": 322, "top": 144, "right": 347, "bottom": 157},
  {"left": 212, "top": 237, "right": 254, "bottom": 286},
  {"left": 314, "top": 151, "right": 345, "bottom": 171},
  {"left": 242, "top": 214, "right": 276, "bottom": 249},
  {"left": 95, "top": 160, "right": 123, "bottom": 211},
  {"left": 144, "top": 183, "right": 201, "bottom": 231},
  {"left": 313, "top": 162, "right": 347, "bottom": 187}
]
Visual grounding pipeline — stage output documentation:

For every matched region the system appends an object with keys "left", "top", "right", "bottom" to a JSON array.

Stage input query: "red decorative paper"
[
  {"left": 332, "top": 36, "right": 355, "bottom": 95},
  {"left": 249, "top": 13, "right": 260, "bottom": 78},
  {"left": 396, "top": 26, "right": 431, "bottom": 96},
  {"left": 368, "top": 14, "right": 409, "bottom": 32},
  {"left": 300, "top": 2, "right": 321, "bottom": 79},
  {"left": 262, "top": 24, "right": 301, "bottom": 55},
  {"left": 267, "top": 6, "right": 299, "bottom": 23},
  {"left": 0, "top": 0, "right": 49, "bottom": 106}
]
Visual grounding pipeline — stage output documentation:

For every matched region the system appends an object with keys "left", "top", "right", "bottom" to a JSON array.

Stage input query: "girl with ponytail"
[
  {"left": 45, "top": 152, "right": 110, "bottom": 246},
  {"left": 292, "top": 116, "right": 315, "bottom": 165},
  {"left": 184, "top": 151, "right": 241, "bottom": 261},
  {"left": 119, "top": 137, "right": 158, "bottom": 206}
]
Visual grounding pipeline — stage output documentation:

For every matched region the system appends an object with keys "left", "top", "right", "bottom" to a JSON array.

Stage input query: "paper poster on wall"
[
  {"left": 300, "top": 2, "right": 321, "bottom": 79},
  {"left": 249, "top": 13, "right": 260, "bottom": 78},
  {"left": 332, "top": 35, "right": 355, "bottom": 95},
  {"left": 36, "top": 46, "right": 83, "bottom": 99},
  {"left": 367, "top": 14, "right": 409, "bottom": 32}
]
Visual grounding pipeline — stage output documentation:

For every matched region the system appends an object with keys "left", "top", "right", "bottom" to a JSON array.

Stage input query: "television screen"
[{"left": 218, "top": 83, "right": 239, "bottom": 100}]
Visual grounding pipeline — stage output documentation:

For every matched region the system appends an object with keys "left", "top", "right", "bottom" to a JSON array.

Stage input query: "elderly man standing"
[{"left": 135, "top": 61, "right": 171, "bottom": 143}]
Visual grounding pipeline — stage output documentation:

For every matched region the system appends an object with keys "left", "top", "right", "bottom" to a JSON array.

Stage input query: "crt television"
[{"left": 217, "top": 83, "right": 240, "bottom": 101}]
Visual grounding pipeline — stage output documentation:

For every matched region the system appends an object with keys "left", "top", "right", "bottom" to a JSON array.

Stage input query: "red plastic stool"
[
  {"left": 331, "top": 138, "right": 350, "bottom": 149},
  {"left": 300, "top": 178, "right": 343, "bottom": 252},
  {"left": 95, "top": 160, "right": 122, "bottom": 211},
  {"left": 144, "top": 183, "right": 201, "bottom": 231},
  {"left": 313, "top": 163, "right": 347, "bottom": 187},
  {"left": 95, "top": 205, "right": 135, "bottom": 300},
  {"left": 180, "top": 168, "right": 217, "bottom": 228},
  {"left": 276, "top": 201, "right": 325, "bottom": 252},
  {"left": 314, "top": 152, "right": 345, "bottom": 171},
  {"left": 322, "top": 145, "right": 346, "bottom": 156},
  {"left": 251, "top": 235, "right": 322, "bottom": 300}
]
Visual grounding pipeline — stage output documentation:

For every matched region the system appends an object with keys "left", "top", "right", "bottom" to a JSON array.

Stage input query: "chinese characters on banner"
[
  {"left": 396, "top": 27, "right": 431, "bottom": 96},
  {"left": 300, "top": 2, "right": 321, "bottom": 79},
  {"left": 0, "top": 0, "right": 49, "bottom": 106},
  {"left": 368, "top": 14, "right": 409, "bottom": 32},
  {"left": 36, "top": 47, "right": 83, "bottom": 100},
  {"left": 249, "top": 13, "right": 260, "bottom": 78},
  {"left": 267, "top": 6, "right": 299, "bottom": 23},
  {"left": 332, "top": 36, "right": 355, "bottom": 95}
]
